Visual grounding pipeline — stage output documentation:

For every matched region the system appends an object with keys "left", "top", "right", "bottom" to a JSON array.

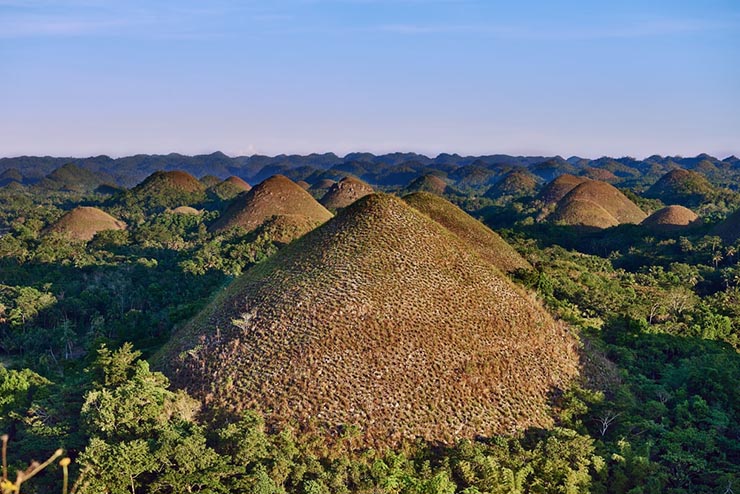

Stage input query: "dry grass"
[
  {"left": 642, "top": 205, "right": 701, "bottom": 230},
  {"left": 159, "top": 193, "right": 580, "bottom": 447},
  {"left": 554, "top": 180, "right": 646, "bottom": 225},
  {"left": 403, "top": 192, "right": 532, "bottom": 274},
  {"left": 645, "top": 169, "right": 714, "bottom": 203},
  {"left": 170, "top": 206, "right": 202, "bottom": 215},
  {"left": 44, "top": 207, "right": 127, "bottom": 241},
  {"left": 320, "top": 176, "right": 374, "bottom": 210},
  {"left": 549, "top": 199, "right": 620, "bottom": 229},
  {"left": 310, "top": 179, "right": 336, "bottom": 191},
  {"left": 579, "top": 167, "right": 618, "bottom": 182},
  {"left": 209, "top": 175, "right": 333, "bottom": 234},
  {"left": 537, "top": 174, "right": 588, "bottom": 206}
]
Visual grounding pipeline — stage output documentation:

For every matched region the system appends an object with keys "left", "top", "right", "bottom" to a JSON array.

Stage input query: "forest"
[{"left": 0, "top": 153, "right": 739, "bottom": 494}]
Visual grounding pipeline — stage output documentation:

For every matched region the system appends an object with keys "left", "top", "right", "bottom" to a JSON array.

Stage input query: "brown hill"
[
  {"left": 485, "top": 169, "right": 540, "bottom": 199},
  {"left": 159, "top": 194, "right": 580, "bottom": 446},
  {"left": 403, "top": 192, "right": 531, "bottom": 273},
  {"left": 224, "top": 176, "right": 251, "bottom": 191},
  {"left": 170, "top": 206, "right": 201, "bottom": 215},
  {"left": 199, "top": 175, "right": 222, "bottom": 188},
  {"left": 296, "top": 180, "right": 311, "bottom": 190},
  {"left": 556, "top": 180, "right": 646, "bottom": 225},
  {"left": 45, "top": 207, "right": 126, "bottom": 241},
  {"left": 580, "top": 167, "right": 618, "bottom": 182},
  {"left": 549, "top": 199, "right": 620, "bottom": 229},
  {"left": 320, "top": 176, "right": 374, "bottom": 209},
  {"left": 537, "top": 174, "right": 589, "bottom": 205},
  {"left": 209, "top": 175, "right": 333, "bottom": 234},
  {"left": 642, "top": 205, "right": 701, "bottom": 231}
]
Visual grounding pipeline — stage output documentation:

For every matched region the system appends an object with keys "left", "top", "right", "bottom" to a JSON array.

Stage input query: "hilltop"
[
  {"left": 159, "top": 194, "right": 580, "bottom": 446},
  {"left": 37, "top": 163, "right": 117, "bottom": 194},
  {"left": 404, "top": 174, "right": 456, "bottom": 196},
  {"left": 551, "top": 180, "right": 646, "bottom": 227},
  {"left": 485, "top": 169, "right": 540, "bottom": 200},
  {"left": 537, "top": 174, "right": 589, "bottom": 206},
  {"left": 124, "top": 170, "right": 207, "bottom": 210},
  {"left": 208, "top": 176, "right": 251, "bottom": 200},
  {"left": 209, "top": 175, "right": 332, "bottom": 235},
  {"left": 641, "top": 205, "right": 701, "bottom": 231},
  {"left": 644, "top": 169, "right": 716, "bottom": 208},
  {"left": 44, "top": 206, "right": 127, "bottom": 241},
  {"left": 403, "top": 192, "right": 531, "bottom": 273},
  {"left": 320, "top": 176, "right": 374, "bottom": 210}
]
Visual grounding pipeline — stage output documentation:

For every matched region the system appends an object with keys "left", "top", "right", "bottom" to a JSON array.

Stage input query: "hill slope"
[
  {"left": 44, "top": 207, "right": 127, "bottom": 240},
  {"left": 126, "top": 170, "right": 206, "bottom": 209},
  {"left": 404, "top": 174, "right": 455, "bottom": 196},
  {"left": 403, "top": 192, "right": 531, "bottom": 273},
  {"left": 320, "top": 176, "right": 374, "bottom": 209},
  {"left": 537, "top": 174, "right": 589, "bottom": 205},
  {"left": 485, "top": 169, "right": 540, "bottom": 199},
  {"left": 160, "top": 194, "right": 579, "bottom": 446},
  {"left": 644, "top": 169, "right": 715, "bottom": 207},
  {"left": 554, "top": 180, "right": 646, "bottom": 225},
  {"left": 209, "top": 175, "right": 332, "bottom": 235},
  {"left": 642, "top": 205, "right": 701, "bottom": 230}
]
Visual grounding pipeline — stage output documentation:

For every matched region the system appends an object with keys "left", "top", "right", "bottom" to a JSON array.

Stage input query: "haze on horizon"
[{"left": 1, "top": 0, "right": 738, "bottom": 159}]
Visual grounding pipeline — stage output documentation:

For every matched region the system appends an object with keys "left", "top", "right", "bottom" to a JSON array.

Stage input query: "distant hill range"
[{"left": 3, "top": 152, "right": 739, "bottom": 193}]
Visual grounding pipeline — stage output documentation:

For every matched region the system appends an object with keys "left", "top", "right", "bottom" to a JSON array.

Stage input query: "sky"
[{"left": 1, "top": 0, "right": 739, "bottom": 159}]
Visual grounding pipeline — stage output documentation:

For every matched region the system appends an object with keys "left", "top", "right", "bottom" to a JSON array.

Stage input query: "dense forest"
[{"left": 1, "top": 153, "right": 739, "bottom": 493}]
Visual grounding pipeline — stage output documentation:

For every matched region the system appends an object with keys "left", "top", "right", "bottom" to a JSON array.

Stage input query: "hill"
[
  {"left": 209, "top": 175, "right": 333, "bottom": 235},
  {"left": 126, "top": 170, "right": 207, "bottom": 210},
  {"left": 485, "top": 169, "right": 540, "bottom": 199},
  {"left": 403, "top": 192, "right": 531, "bottom": 273},
  {"left": 159, "top": 194, "right": 580, "bottom": 446},
  {"left": 170, "top": 206, "right": 201, "bottom": 215},
  {"left": 44, "top": 207, "right": 127, "bottom": 241},
  {"left": 209, "top": 176, "right": 252, "bottom": 200},
  {"left": 641, "top": 205, "right": 701, "bottom": 231},
  {"left": 549, "top": 199, "right": 620, "bottom": 229},
  {"left": 404, "top": 174, "right": 454, "bottom": 196},
  {"left": 554, "top": 180, "right": 646, "bottom": 225},
  {"left": 320, "top": 176, "right": 374, "bottom": 210},
  {"left": 537, "top": 174, "right": 589, "bottom": 205},
  {"left": 644, "top": 169, "right": 716, "bottom": 207},
  {"left": 37, "top": 163, "right": 117, "bottom": 193}
]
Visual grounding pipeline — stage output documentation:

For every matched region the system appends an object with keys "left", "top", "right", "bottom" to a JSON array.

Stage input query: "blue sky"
[{"left": 1, "top": 0, "right": 738, "bottom": 158}]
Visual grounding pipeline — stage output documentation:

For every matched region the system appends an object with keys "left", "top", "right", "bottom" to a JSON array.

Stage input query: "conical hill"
[
  {"left": 45, "top": 206, "right": 126, "bottom": 241},
  {"left": 160, "top": 194, "right": 579, "bottom": 446},
  {"left": 209, "top": 175, "right": 332, "bottom": 234},
  {"left": 642, "top": 205, "right": 701, "bottom": 231},
  {"left": 553, "top": 180, "right": 646, "bottom": 226},
  {"left": 320, "top": 176, "right": 374, "bottom": 209},
  {"left": 403, "top": 192, "right": 531, "bottom": 273}
]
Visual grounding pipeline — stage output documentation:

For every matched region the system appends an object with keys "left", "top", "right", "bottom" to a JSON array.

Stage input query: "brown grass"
[
  {"left": 548, "top": 199, "right": 619, "bottom": 229},
  {"left": 580, "top": 167, "right": 618, "bottom": 182},
  {"left": 642, "top": 205, "right": 701, "bottom": 230},
  {"left": 555, "top": 180, "right": 646, "bottom": 224},
  {"left": 170, "top": 206, "right": 202, "bottom": 215},
  {"left": 403, "top": 192, "right": 532, "bottom": 274},
  {"left": 159, "top": 194, "right": 580, "bottom": 447},
  {"left": 224, "top": 176, "right": 251, "bottom": 191},
  {"left": 209, "top": 174, "right": 333, "bottom": 233},
  {"left": 537, "top": 174, "right": 588, "bottom": 205},
  {"left": 320, "top": 176, "right": 374, "bottom": 210},
  {"left": 44, "top": 207, "right": 127, "bottom": 241},
  {"left": 296, "top": 180, "right": 311, "bottom": 190}
]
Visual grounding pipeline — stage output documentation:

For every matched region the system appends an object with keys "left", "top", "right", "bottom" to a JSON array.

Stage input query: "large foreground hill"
[{"left": 159, "top": 194, "right": 580, "bottom": 446}]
